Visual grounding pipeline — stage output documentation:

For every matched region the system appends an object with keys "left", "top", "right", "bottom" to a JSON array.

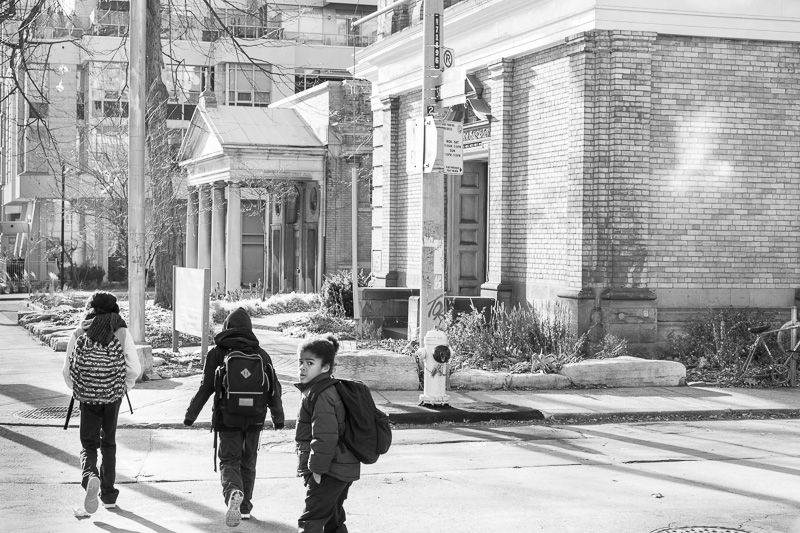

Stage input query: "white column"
[
  {"left": 225, "top": 182, "right": 242, "bottom": 292},
  {"left": 197, "top": 185, "right": 212, "bottom": 269},
  {"left": 185, "top": 187, "right": 199, "bottom": 268},
  {"left": 211, "top": 181, "right": 226, "bottom": 294}
]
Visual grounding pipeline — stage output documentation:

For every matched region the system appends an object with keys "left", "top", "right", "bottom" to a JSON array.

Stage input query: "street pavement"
[{"left": 3, "top": 298, "right": 800, "bottom": 532}]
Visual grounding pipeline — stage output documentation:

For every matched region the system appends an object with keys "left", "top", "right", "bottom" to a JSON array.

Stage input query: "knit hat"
[{"left": 86, "top": 291, "right": 120, "bottom": 315}]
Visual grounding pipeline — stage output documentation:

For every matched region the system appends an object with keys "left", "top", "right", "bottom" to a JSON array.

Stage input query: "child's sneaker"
[
  {"left": 226, "top": 490, "right": 243, "bottom": 527},
  {"left": 72, "top": 506, "right": 90, "bottom": 518},
  {"left": 102, "top": 502, "right": 117, "bottom": 510},
  {"left": 84, "top": 476, "right": 100, "bottom": 515},
  {"left": 241, "top": 513, "right": 251, "bottom": 520}
]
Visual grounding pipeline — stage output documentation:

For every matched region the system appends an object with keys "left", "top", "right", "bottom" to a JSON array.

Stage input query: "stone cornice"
[{"left": 356, "top": 0, "right": 800, "bottom": 99}]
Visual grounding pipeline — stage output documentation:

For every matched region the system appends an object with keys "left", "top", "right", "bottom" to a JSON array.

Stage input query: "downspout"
[{"left": 319, "top": 154, "right": 327, "bottom": 291}]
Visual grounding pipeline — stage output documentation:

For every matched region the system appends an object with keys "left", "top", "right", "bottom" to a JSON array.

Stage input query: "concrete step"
[{"left": 383, "top": 326, "right": 407, "bottom": 340}]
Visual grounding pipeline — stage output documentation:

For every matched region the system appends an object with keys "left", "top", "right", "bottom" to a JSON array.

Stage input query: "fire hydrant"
[{"left": 418, "top": 330, "right": 451, "bottom": 407}]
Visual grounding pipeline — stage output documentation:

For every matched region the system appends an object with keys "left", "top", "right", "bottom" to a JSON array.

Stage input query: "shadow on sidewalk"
[
  {"left": 0, "top": 383, "right": 69, "bottom": 410},
  {"left": 0, "top": 425, "right": 272, "bottom": 528}
]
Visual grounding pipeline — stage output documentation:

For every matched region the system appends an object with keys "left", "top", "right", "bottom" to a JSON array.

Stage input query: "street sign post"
[{"left": 420, "top": 0, "right": 446, "bottom": 342}]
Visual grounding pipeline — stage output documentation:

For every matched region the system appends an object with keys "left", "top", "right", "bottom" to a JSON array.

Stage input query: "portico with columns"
[{"left": 179, "top": 98, "right": 326, "bottom": 295}]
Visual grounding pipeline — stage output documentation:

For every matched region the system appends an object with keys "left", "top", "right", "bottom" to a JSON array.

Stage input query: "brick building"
[{"left": 355, "top": 0, "right": 800, "bottom": 351}]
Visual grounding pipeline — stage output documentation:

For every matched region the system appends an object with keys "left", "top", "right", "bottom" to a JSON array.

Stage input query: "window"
[
  {"left": 226, "top": 64, "right": 270, "bottom": 107},
  {"left": 294, "top": 69, "right": 350, "bottom": 93},
  {"left": 23, "top": 64, "right": 48, "bottom": 123},
  {"left": 165, "top": 65, "right": 210, "bottom": 120},
  {"left": 90, "top": 62, "right": 128, "bottom": 120}
]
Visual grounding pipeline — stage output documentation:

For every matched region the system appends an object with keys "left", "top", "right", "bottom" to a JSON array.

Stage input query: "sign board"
[
  {"left": 433, "top": 13, "right": 441, "bottom": 69},
  {"left": 441, "top": 47, "right": 454, "bottom": 70},
  {"left": 423, "top": 118, "right": 464, "bottom": 175},
  {"left": 172, "top": 266, "right": 211, "bottom": 362},
  {"left": 441, "top": 121, "right": 463, "bottom": 174},
  {"left": 406, "top": 118, "right": 424, "bottom": 173}
]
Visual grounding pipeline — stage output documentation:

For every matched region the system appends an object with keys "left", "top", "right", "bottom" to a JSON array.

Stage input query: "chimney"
[{"left": 199, "top": 88, "right": 217, "bottom": 110}]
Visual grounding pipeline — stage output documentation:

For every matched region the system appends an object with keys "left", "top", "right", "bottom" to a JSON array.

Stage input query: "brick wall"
[
  {"left": 648, "top": 35, "right": 800, "bottom": 290},
  {"left": 507, "top": 44, "right": 584, "bottom": 298}
]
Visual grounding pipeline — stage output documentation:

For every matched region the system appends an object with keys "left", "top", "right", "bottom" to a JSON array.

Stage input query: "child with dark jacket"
[
  {"left": 184, "top": 307, "right": 284, "bottom": 527},
  {"left": 295, "top": 333, "right": 360, "bottom": 533}
]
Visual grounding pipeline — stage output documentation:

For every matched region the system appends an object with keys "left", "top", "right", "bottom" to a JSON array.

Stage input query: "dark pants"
[
  {"left": 218, "top": 428, "right": 261, "bottom": 514},
  {"left": 79, "top": 399, "right": 122, "bottom": 505},
  {"left": 298, "top": 475, "right": 352, "bottom": 533}
]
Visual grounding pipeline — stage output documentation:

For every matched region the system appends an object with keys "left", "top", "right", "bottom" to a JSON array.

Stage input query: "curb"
[
  {"left": 544, "top": 408, "right": 800, "bottom": 424},
  {"left": 6, "top": 408, "right": 800, "bottom": 429}
]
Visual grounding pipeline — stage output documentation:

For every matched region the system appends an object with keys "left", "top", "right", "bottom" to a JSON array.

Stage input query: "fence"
[{"left": 0, "top": 259, "right": 59, "bottom": 293}]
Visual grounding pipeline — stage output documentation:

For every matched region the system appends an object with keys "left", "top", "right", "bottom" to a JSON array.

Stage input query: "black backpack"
[
  {"left": 308, "top": 379, "right": 392, "bottom": 464},
  {"left": 214, "top": 349, "right": 273, "bottom": 418}
]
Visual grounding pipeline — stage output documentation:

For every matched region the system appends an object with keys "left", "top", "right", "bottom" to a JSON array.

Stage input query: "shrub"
[
  {"left": 69, "top": 264, "right": 106, "bottom": 289},
  {"left": 210, "top": 293, "right": 321, "bottom": 324},
  {"left": 661, "top": 307, "right": 784, "bottom": 384},
  {"left": 320, "top": 269, "right": 373, "bottom": 318},
  {"left": 588, "top": 333, "right": 630, "bottom": 359},
  {"left": 444, "top": 301, "right": 585, "bottom": 373},
  {"left": 107, "top": 252, "right": 126, "bottom": 282},
  {"left": 282, "top": 308, "right": 356, "bottom": 339}
]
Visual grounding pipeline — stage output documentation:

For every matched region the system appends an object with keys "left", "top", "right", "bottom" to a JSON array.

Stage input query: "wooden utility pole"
[
  {"left": 128, "top": 0, "right": 146, "bottom": 342},
  {"left": 419, "top": 0, "right": 446, "bottom": 340}
]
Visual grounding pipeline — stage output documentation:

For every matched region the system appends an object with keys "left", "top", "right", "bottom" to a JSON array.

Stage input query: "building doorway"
[
  {"left": 269, "top": 182, "right": 320, "bottom": 293},
  {"left": 447, "top": 161, "right": 487, "bottom": 296}
]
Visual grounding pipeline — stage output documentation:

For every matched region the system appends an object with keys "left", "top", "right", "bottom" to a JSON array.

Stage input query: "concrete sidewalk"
[{"left": 2, "top": 301, "right": 800, "bottom": 429}]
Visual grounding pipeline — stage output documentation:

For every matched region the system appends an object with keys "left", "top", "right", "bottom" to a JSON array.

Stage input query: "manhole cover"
[
  {"left": 14, "top": 405, "right": 78, "bottom": 420},
  {"left": 651, "top": 526, "right": 747, "bottom": 533}
]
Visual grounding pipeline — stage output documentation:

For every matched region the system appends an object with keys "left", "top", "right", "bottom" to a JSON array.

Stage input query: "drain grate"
[
  {"left": 651, "top": 526, "right": 747, "bottom": 533},
  {"left": 14, "top": 405, "right": 78, "bottom": 420}
]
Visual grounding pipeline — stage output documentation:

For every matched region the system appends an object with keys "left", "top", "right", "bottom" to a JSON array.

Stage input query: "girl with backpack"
[
  {"left": 62, "top": 291, "right": 141, "bottom": 516},
  {"left": 295, "top": 333, "right": 360, "bottom": 533}
]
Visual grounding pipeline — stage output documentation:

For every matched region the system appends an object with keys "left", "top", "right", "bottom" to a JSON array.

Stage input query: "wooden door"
[{"left": 448, "top": 162, "right": 487, "bottom": 295}]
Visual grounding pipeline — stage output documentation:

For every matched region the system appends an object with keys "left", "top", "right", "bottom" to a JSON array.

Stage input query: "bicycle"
[{"left": 739, "top": 321, "right": 800, "bottom": 385}]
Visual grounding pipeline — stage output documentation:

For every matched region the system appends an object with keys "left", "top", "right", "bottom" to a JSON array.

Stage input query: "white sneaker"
[
  {"left": 226, "top": 490, "right": 243, "bottom": 527},
  {"left": 72, "top": 506, "right": 90, "bottom": 518},
  {"left": 241, "top": 513, "right": 251, "bottom": 520},
  {"left": 84, "top": 476, "right": 100, "bottom": 515},
  {"left": 103, "top": 502, "right": 117, "bottom": 510}
]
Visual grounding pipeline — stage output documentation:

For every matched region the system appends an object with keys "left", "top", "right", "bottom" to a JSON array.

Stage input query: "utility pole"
[
  {"left": 128, "top": 0, "right": 146, "bottom": 343},
  {"left": 60, "top": 162, "right": 65, "bottom": 290},
  {"left": 419, "top": 0, "right": 446, "bottom": 340}
]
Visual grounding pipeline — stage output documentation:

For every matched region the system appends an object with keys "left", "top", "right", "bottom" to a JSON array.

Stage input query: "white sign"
[
  {"left": 422, "top": 118, "right": 464, "bottom": 175},
  {"left": 173, "top": 267, "right": 209, "bottom": 337},
  {"left": 442, "top": 47, "right": 454, "bottom": 70},
  {"left": 406, "top": 118, "right": 424, "bottom": 173},
  {"left": 441, "top": 121, "right": 463, "bottom": 174}
]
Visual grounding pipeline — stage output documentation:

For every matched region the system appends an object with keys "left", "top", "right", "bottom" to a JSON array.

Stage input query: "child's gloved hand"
[{"left": 313, "top": 473, "right": 322, "bottom": 484}]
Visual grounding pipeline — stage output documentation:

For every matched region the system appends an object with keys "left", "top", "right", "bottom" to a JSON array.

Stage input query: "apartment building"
[{"left": 0, "top": 0, "right": 377, "bottom": 287}]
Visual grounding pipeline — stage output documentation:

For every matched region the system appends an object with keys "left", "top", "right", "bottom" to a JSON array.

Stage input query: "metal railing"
[{"left": 0, "top": 259, "right": 59, "bottom": 292}]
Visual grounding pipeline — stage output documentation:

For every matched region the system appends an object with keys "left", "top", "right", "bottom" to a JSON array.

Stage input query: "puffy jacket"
[
  {"left": 184, "top": 308, "right": 284, "bottom": 430},
  {"left": 295, "top": 373, "right": 360, "bottom": 482}
]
